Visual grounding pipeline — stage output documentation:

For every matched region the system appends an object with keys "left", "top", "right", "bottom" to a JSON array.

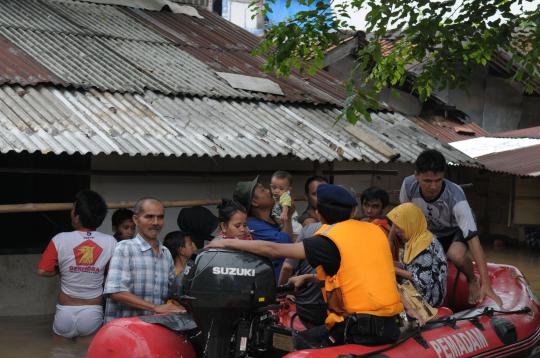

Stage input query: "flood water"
[{"left": 0, "top": 244, "right": 539, "bottom": 358}]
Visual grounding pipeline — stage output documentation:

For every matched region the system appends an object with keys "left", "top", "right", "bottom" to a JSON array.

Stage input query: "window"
[{"left": 0, "top": 152, "right": 90, "bottom": 254}]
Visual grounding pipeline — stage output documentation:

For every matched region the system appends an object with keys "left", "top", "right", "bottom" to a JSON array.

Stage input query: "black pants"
[
  {"left": 296, "top": 303, "right": 327, "bottom": 328},
  {"left": 293, "top": 314, "right": 400, "bottom": 350}
]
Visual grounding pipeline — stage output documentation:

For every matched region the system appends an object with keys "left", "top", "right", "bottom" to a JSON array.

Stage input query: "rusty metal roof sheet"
[
  {"left": 476, "top": 144, "right": 540, "bottom": 177},
  {"left": 492, "top": 126, "right": 540, "bottom": 139},
  {"left": 127, "top": 8, "right": 346, "bottom": 105},
  {"left": 0, "top": 26, "right": 255, "bottom": 98},
  {"left": 0, "top": 36, "right": 65, "bottom": 86},
  {"left": 0, "top": 0, "right": 345, "bottom": 105},
  {"left": 0, "top": 84, "right": 476, "bottom": 166},
  {"left": 409, "top": 116, "right": 489, "bottom": 143}
]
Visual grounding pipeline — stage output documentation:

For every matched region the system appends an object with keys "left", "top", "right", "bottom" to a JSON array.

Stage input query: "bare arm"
[
  {"left": 111, "top": 291, "right": 184, "bottom": 313},
  {"left": 281, "top": 206, "right": 294, "bottom": 239},
  {"left": 394, "top": 266, "right": 413, "bottom": 281},
  {"left": 37, "top": 269, "right": 57, "bottom": 277},
  {"left": 467, "top": 236, "right": 503, "bottom": 306},
  {"left": 278, "top": 261, "right": 295, "bottom": 286},
  {"left": 206, "top": 240, "right": 306, "bottom": 260}
]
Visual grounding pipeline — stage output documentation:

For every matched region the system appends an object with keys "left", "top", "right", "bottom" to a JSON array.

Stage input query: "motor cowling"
[{"left": 182, "top": 249, "right": 276, "bottom": 357}]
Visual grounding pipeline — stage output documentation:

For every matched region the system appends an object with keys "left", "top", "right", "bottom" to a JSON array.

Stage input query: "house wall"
[
  {"left": 326, "top": 57, "right": 540, "bottom": 133},
  {"left": 222, "top": 0, "right": 264, "bottom": 35},
  {"left": 453, "top": 167, "right": 520, "bottom": 241},
  {"left": 435, "top": 70, "right": 540, "bottom": 133},
  {"left": 519, "top": 96, "right": 540, "bottom": 129}
]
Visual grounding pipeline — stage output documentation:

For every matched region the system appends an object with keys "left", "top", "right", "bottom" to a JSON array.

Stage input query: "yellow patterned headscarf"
[{"left": 387, "top": 203, "right": 433, "bottom": 264}]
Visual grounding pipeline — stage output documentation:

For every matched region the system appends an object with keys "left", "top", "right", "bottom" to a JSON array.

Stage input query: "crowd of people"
[{"left": 37, "top": 149, "right": 502, "bottom": 349}]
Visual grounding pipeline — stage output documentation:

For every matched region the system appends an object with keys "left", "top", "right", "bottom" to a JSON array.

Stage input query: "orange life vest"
[{"left": 315, "top": 219, "right": 403, "bottom": 329}]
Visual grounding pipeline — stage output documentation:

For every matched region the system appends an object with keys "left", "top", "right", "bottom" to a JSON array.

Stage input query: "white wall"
[{"left": 223, "top": 0, "right": 264, "bottom": 35}]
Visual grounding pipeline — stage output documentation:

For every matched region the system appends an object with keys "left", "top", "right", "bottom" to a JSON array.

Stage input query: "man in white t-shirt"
[
  {"left": 38, "top": 190, "right": 116, "bottom": 338},
  {"left": 400, "top": 150, "right": 502, "bottom": 307}
]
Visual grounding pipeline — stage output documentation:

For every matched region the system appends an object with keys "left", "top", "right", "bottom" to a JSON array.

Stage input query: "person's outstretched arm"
[{"left": 206, "top": 239, "right": 305, "bottom": 260}]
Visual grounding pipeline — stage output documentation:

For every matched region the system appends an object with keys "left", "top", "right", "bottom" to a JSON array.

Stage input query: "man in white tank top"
[{"left": 38, "top": 190, "right": 116, "bottom": 338}]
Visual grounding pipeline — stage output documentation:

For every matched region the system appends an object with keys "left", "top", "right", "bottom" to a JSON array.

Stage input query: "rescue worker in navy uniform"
[{"left": 207, "top": 184, "right": 404, "bottom": 348}]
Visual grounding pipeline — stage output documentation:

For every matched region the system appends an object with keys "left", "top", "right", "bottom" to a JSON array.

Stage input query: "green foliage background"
[{"left": 252, "top": 0, "right": 540, "bottom": 122}]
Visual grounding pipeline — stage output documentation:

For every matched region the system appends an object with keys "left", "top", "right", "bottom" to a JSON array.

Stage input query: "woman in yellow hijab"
[{"left": 387, "top": 203, "right": 448, "bottom": 308}]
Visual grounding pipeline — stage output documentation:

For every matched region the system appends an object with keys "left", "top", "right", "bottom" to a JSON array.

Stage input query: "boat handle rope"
[{"left": 337, "top": 306, "right": 532, "bottom": 358}]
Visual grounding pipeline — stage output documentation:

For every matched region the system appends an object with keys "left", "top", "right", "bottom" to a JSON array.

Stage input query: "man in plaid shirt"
[{"left": 104, "top": 198, "right": 183, "bottom": 322}]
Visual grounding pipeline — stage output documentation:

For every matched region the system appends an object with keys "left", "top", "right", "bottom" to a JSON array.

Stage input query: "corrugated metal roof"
[
  {"left": 0, "top": 36, "right": 65, "bottom": 86},
  {"left": 360, "top": 111, "right": 475, "bottom": 165},
  {"left": 127, "top": 8, "right": 347, "bottom": 105},
  {"left": 409, "top": 116, "right": 489, "bottom": 143},
  {"left": 0, "top": 26, "right": 254, "bottom": 98},
  {"left": 0, "top": 0, "right": 346, "bottom": 105},
  {"left": 450, "top": 137, "right": 540, "bottom": 158},
  {"left": 0, "top": 0, "right": 83, "bottom": 33},
  {"left": 46, "top": 0, "right": 169, "bottom": 42},
  {"left": 492, "top": 126, "right": 540, "bottom": 139},
  {"left": 476, "top": 144, "right": 540, "bottom": 177},
  {"left": 0, "top": 84, "right": 476, "bottom": 166}
]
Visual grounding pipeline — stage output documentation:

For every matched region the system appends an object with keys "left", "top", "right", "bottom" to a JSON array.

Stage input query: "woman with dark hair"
[
  {"left": 214, "top": 199, "right": 252, "bottom": 240},
  {"left": 163, "top": 231, "right": 195, "bottom": 277}
]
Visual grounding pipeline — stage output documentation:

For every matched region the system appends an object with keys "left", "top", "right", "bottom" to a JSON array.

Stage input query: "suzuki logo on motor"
[{"left": 212, "top": 267, "right": 255, "bottom": 277}]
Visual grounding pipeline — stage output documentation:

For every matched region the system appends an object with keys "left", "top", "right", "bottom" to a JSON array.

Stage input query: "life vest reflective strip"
[{"left": 315, "top": 219, "right": 403, "bottom": 329}]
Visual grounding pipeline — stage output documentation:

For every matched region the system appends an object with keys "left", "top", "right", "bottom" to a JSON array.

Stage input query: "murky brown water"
[
  {"left": 0, "top": 244, "right": 538, "bottom": 358},
  {"left": 484, "top": 244, "right": 540, "bottom": 296}
]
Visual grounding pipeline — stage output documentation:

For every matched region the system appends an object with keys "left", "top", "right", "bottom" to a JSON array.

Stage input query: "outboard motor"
[{"left": 182, "top": 249, "right": 276, "bottom": 358}]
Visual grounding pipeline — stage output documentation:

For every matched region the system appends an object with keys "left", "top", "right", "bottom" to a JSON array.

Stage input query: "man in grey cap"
[{"left": 233, "top": 176, "right": 293, "bottom": 280}]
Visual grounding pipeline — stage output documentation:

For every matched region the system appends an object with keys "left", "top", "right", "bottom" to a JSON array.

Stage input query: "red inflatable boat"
[
  {"left": 88, "top": 253, "right": 540, "bottom": 358},
  {"left": 285, "top": 263, "right": 540, "bottom": 357}
]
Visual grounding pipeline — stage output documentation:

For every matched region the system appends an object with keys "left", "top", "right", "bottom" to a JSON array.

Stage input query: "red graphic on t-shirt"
[{"left": 73, "top": 240, "right": 103, "bottom": 266}]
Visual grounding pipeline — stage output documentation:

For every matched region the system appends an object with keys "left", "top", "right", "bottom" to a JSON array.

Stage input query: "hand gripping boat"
[{"left": 88, "top": 251, "right": 540, "bottom": 358}]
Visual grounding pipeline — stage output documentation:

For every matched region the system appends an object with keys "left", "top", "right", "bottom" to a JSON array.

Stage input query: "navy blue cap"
[{"left": 316, "top": 184, "right": 358, "bottom": 207}]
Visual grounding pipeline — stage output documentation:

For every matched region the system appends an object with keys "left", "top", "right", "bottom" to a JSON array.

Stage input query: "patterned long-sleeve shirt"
[{"left": 402, "top": 237, "right": 448, "bottom": 307}]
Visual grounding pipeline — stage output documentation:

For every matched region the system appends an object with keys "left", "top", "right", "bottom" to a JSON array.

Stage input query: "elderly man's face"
[{"left": 134, "top": 201, "right": 164, "bottom": 241}]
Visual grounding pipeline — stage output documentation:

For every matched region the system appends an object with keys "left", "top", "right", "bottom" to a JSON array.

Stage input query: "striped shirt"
[{"left": 104, "top": 234, "right": 175, "bottom": 322}]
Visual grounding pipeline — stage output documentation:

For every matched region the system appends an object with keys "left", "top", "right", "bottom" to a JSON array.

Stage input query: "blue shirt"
[
  {"left": 247, "top": 217, "right": 292, "bottom": 280},
  {"left": 103, "top": 234, "right": 175, "bottom": 322}
]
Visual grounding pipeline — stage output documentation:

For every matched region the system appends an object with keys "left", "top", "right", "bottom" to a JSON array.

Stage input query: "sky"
[{"left": 332, "top": 0, "right": 540, "bottom": 30}]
